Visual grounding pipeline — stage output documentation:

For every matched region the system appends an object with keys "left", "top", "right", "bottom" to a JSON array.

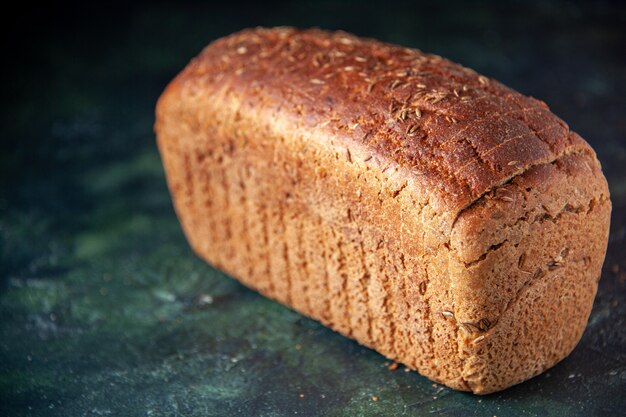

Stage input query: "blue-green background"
[{"left": 2, "top": 1, "right": 625, "bottom": 416}]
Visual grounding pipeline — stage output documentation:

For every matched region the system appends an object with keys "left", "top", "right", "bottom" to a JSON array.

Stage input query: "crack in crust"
[
  {"left": 448, "top": 145, "right": 590, "bottom": 230},
  {"left": 457, "top": 195, "right": 608, "bottom": 269}
]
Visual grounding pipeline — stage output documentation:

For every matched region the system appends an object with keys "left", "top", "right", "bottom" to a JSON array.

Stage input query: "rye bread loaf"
[{"left": 155, "top": 27, "right": 611, "bottom": 394}]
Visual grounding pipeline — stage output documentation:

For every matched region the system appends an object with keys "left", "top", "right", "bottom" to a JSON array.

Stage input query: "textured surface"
[
  {"left": 156, "top": 27, "right": 610, "bottom": 394},
  {"left": 2, "top": 1, "right": 626, "bottom": 415},
  {"left": 172, "top": 27, "right": 583, "bottom": 215}
]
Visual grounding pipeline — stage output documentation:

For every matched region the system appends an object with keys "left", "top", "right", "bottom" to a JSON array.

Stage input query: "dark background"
[{"left": 1, "top": 1, "right": 625, "bottom": 416}]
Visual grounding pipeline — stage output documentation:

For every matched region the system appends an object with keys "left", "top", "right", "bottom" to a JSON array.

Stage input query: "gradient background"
[{"left": 2, "top": 1, "right": 625, "bottom": 416}]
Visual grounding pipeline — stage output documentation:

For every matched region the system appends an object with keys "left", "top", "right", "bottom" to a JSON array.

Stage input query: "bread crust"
[{"left": 155, "top": 27, "right": 611, "bottom": 394}]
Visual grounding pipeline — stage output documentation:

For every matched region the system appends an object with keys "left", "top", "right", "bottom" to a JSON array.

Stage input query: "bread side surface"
[
  {"left": 155, "top": 27, "right": 611, "bottom": 394},
  {"left": 156, "top": 70, "right": 464, "bottom": 388}
]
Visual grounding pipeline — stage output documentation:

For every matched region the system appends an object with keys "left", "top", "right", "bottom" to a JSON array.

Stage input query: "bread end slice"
[{"left": 448, "top": 146, "right": 611, "bottom": 394}]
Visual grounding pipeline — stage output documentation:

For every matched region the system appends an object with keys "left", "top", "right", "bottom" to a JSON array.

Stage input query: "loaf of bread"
[{"left": 155, "top": 27, "right": 611, "bottom": 394}]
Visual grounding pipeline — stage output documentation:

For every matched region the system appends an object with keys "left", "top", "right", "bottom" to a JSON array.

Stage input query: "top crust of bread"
[{"left": 164, "top": 27, "right": 596, "bottom": 224}]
